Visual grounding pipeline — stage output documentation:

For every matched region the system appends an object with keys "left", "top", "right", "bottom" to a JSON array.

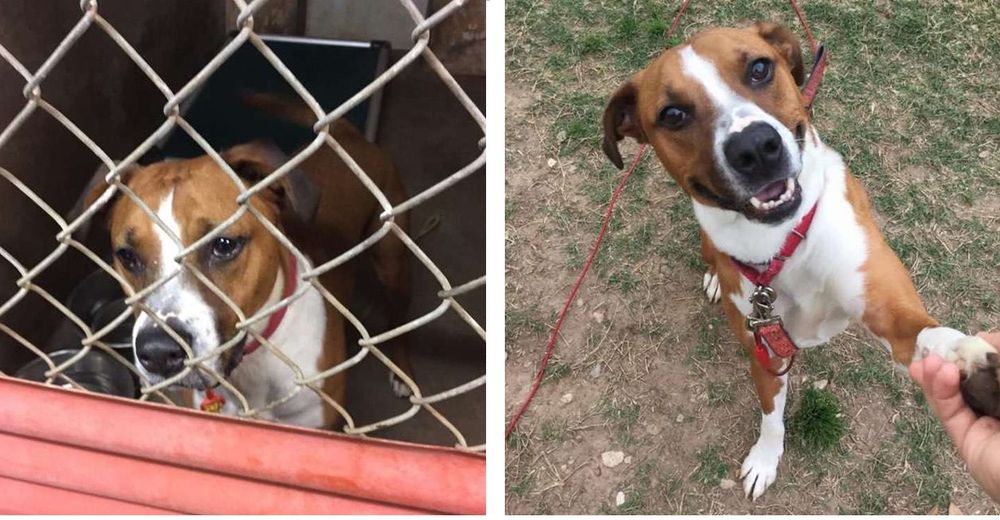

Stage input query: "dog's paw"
[
  {"left": 917, "top": 328, "right": 1000, "bottom": 418},
  {"left": 916, "top": 328, "right": 994, "bottom": 372},
  {"left": 740, "top": 440, "right": 782, "bottom": 500},
  {"left": 389, "top": 371, "right": 413, "bottom": 398},
  {"left": 703, "top": 270, "right": 721, "bottom": 304}
]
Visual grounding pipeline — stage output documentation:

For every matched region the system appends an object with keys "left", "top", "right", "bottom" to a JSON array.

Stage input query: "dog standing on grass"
[
  {"left": 602, "top": 21, "right": 998, "bottom": 499},
  {"left": 76, "top": 96, "right": 414, "bottom": 429}
]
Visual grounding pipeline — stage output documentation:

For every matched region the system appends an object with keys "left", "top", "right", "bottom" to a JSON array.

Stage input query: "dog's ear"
[
  {"left": 754, "top": 22, "right": 805, "bottom": 86},
  {"left": 68, "top": 162, "right": 139, "bottom": 237},
  {"left": 602, "top": 75, "right": 646, "bottom": 170},
  {"left": 223, "top": 140, "right": 320, "bottom": 225}
]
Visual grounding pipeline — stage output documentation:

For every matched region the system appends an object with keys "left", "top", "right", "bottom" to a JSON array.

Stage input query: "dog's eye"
[
  {"left": 658, "top": 105, "right": 690, "bottom": 129},
  {"left": 210, "top": 236, "right": 246, "bottom": 262},
  {"left": 747, "top": 58, "right": 774, "bottom": 86},
  {"left": 114, "top": 247, "right": 144, "bottom": 273}
]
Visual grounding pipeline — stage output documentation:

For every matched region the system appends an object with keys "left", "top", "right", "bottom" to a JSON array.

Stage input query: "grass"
[
  {"left": 895, "top": 400, "right": 955, "bottom": 510},
  {"left": 787, "top": 388, "right": 846, "bottom": 453},
  {"left": 692, "top": 444, "right": 729, "bottom": 486},
  {"left": 601, "top": 395, "right": 642, "bottom": 445},
  {"left": 506, "top": 0, "right": 1000, "bottom": 513},
  {"left": 544, "top": 359, "right": 572, "bottom": 381}
]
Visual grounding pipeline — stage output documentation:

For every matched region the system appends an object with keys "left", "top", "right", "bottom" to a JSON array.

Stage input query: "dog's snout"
[
  {"left": 723, "top": 122, "right": 785, "bottom": 178},
  {"left": 135, "top": 317, "right": 193, "bottom": 377}
]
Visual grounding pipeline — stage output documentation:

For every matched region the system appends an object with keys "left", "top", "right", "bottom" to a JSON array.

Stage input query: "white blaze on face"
[
  {"left": 678, "top": 45, "right": 802, "bottom": 189},
  {"left": 132, "top": 189, "right": 222, "bottom": 383}
]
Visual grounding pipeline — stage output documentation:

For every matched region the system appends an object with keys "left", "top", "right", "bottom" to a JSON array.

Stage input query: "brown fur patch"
[
  {"left": 604, "top": 24, "right": 808, "bottom": 209},
  {"left": 108, "top": 156, "right": 284, "bottom": 368},
  {"left": 851, "top": 173, "right": 937, "bottom": 365}
]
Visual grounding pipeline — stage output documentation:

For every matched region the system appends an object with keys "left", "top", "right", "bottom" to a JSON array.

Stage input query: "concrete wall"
[
  {"left": 305, "top": 0, "right": 430, "bottom": 50},
  {"left": 0, "top": 0, "right": 227, "bottom": 372}
]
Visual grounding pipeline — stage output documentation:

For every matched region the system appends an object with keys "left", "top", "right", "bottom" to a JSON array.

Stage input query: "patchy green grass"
[
  {"left": 692, "top": 444, "right": 729, "bottom": 486},
  {"left": 706, "top": 381, "right": 735, "bottom": 407},
  {"left": 601, "top": 395, "right": 642, "bottom": 445},
  {"left": 787, "top": 388, "right": 846, "bottom": 453},
  {"left": 895, "top": 398, "right": 956, "bottom": 510},
  {"left": 543, "top": 359, "right": 572, "bottom": 382},
  {"left": 507, "top": 0, "right": 1000, "bottom": 514}
]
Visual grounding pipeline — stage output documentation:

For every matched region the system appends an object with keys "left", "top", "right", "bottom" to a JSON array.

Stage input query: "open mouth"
[{"left": 745, "top": 178, "right": 802, "bottom": 221}]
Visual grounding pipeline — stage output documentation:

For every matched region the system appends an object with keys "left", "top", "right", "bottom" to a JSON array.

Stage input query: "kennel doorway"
[{"left": 0, "top": 0, "right": 484, "bottom": 513}]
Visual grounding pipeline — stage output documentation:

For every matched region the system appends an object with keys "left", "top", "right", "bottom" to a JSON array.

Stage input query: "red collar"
[
  {"left": 242, "top": 255, "right": 298, "bottom": 355},
  {"left": 732, "top": 203, "right": 818, "bottom": 286}
]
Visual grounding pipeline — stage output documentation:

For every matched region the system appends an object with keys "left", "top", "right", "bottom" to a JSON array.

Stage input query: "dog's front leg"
[
  {"left": 743, "top": 366, "right": 787, "bottom": 501},
  {"left": 857, "top": 210, "right": 1000, "bottom": 416},
  {"left": 721, "top": 287, "right": 786, "bottom": 500}
]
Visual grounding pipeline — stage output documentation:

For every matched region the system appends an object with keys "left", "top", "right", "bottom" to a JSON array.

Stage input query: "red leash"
[
  {"left": 504, "top": 144, "right": 649, "bottom": 439},
  {"left": 505, "top": 0, "right": 826, "bottom": 438}
]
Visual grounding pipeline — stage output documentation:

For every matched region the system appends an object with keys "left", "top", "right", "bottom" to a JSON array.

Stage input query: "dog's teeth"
[
  {"left": 750, "top": 197, "right": 762, "bottom": 209},
  {"left": 786, "top": 178, "right": 795, "bottom": 192}
]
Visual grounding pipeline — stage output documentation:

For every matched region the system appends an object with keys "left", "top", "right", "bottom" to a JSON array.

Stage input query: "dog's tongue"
[{"left": 755, "top": 180, "right": 786, "bottom": 202}]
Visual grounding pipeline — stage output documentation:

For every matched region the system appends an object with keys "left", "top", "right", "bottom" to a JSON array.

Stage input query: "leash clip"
[
  {"left": 746, "top": 285, "right": 778, "bottom": 330},
  {"left": 745, "top": 285, "right": 799, "bottom": 375}
]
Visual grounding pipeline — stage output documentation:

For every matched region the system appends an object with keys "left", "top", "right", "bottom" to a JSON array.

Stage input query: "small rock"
[
  {"left": 813, "top": 379, "right": 828, "bottom": 390},
  {"left": 561, "top": 393, "right": 574, "bottom": 404},
  {"left": 948, "top": 503, "right": 963, "bottom": 515},
  {"left": 676, "top": 414, "right": 684, "bottom": 423},
  {"left": 556, "top": 130, "right": 567, "bottom": 142},
  {"left": 590, "top": 364, "right": 602, "bottom": 378},
  {"left": 646, "top": 424, "right": 661, "bottom": 435},
  {"left": 547, "top": 158, "right": 557, "bottom": 168},
  {"left": 592, "top": 310, "right": 605, "bottom": 323},
  {"left": 601, "top": 451, "right": 625, "bottom": 468},
  {"left": 719, "top": 478, "right": 737, "bottom": 490},
  {"left": 801, "top": 375, "right": 809, "bottom": 383},
  {"left": 624, "top": 455, "right": 633, "bottom": 464},
  {"left": 979, "top": 150, "right": 991, "bottom": 159},
  {"left": 615, "top": 491, "right": 626, "bottom": 506},
  {"left": 560, "top": 464, "right": 568, "bottom": 471}
]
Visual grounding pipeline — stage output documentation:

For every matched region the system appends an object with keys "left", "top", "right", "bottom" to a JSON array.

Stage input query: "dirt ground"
[{"left": 505, "top": 0, "right": 999, "bottom": 515}]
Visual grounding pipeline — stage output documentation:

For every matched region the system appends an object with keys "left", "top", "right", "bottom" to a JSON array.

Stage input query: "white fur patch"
[
  {"left": 741, "top": 374, "right": 787, "bottom": 500},
  {"left": 220, "top": 254, "right": 329, "bottom": 428},
  {"left": 703, "top": 270, "right": 721, "bottom": 303},
  {"left": 679, "top": 46, "right": 802, "bottom": 194},
  {"left": 133, "top": 189, "right": 221, "bottom": 385}
]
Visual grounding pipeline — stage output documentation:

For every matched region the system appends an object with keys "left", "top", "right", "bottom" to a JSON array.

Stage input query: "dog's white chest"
[
  {"left": 722, "top": 142, "right": 870, "bottom": 348},
  {"left": 198, "top": 262, "right": 329, "bottom": 428}
]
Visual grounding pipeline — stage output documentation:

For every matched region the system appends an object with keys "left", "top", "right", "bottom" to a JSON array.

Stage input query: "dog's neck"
[
  {"left": 222, "top": 252, "right": 328, "bottom": 423},
  {"left": 692, "top": 125, "right": 841, "bottom": 264}
]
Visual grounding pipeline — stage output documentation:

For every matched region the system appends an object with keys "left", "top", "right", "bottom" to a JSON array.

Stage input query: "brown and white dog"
[
  {"left": 602, "top": 22, "right": 997, "bottom": 499},
  {"left": 78, "top": 101, "right": 412, "bottom": 429}
]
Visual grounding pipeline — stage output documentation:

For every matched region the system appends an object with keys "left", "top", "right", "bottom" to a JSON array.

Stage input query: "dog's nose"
[
  {"left": 135, "top": 317, "right": 193, "bottom": 377},
  {"left": 723, "top": 122, "right": 785, "bottom": 178}
]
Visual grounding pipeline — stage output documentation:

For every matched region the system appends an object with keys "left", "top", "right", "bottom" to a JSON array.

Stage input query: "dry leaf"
[{"left": 949, "top": 503, "right": 963, "bottom": 515}]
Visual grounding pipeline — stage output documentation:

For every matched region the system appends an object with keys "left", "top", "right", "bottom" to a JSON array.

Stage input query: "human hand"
[{"left": 910, "top": 346, "right": 1000, "bottom": 504}]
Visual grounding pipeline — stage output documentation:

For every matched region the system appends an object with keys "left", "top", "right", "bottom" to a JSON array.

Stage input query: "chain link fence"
[{"left": 0, "top": 0, "right": 484, "bottom": 451}]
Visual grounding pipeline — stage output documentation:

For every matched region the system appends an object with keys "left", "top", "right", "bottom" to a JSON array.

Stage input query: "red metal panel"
[
  {"left": 0, "top": 376, "right": 485, "bottom": 514},
  {"left": 0, "top": 476, "right": 179, "bottom": 514}
]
